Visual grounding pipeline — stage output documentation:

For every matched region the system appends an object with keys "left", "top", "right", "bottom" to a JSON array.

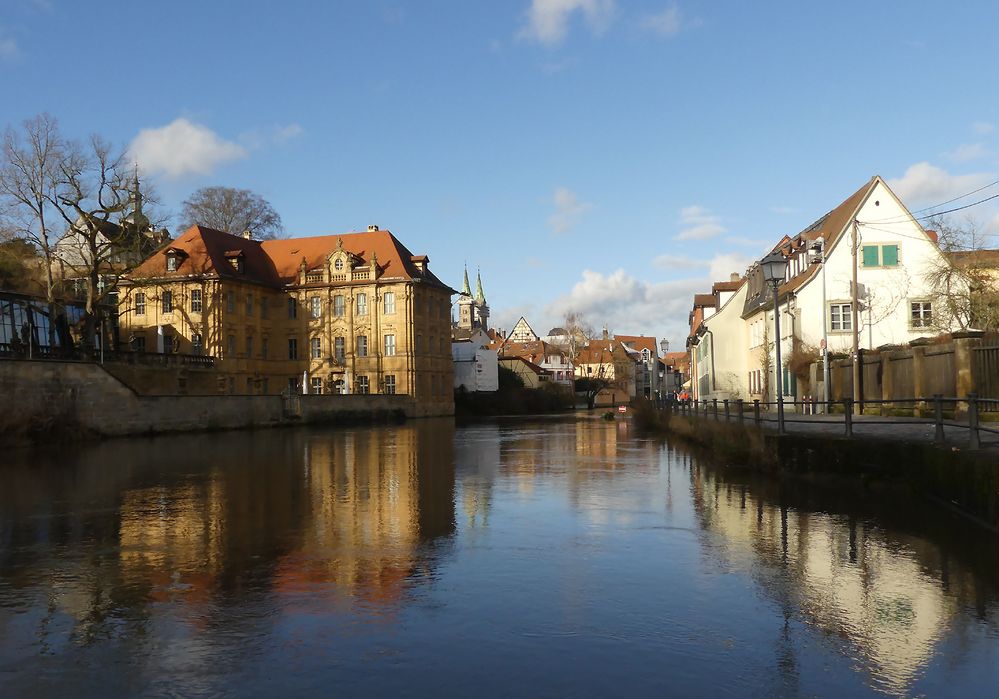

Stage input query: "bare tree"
[
  {"left": 558, "top": 310, "right": 593, "bottom": 361},
  {"left": 0, "top": 113, "right": 65, "bottom": 345},
  {"left": 48, "top": 135, "right": 135, "bottom": 347},
  {"left": 923, "top": 217, "right": 999, "bottom": 332},
  {"left": 180, "top": 186, "right": 284, "bottom": 239}
]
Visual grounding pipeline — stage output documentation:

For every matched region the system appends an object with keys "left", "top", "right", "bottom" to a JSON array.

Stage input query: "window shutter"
[
  {"left": 882, "top": 244, "right": 898, "bottom": 266},
  {"left": 862, "top": 245, "right": 880, "bottom": 267}
]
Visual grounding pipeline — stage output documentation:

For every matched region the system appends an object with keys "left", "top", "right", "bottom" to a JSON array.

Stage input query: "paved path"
[{"left": 677, "top": 409, "right": 999, "bottom": 451}]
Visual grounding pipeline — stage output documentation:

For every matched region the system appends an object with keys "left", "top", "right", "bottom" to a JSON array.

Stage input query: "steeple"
[
  {"left": 461, "top": 264, "right": 472, "bottom": 296},
  {"left": 474, "top": 267, "right": 486, "bottom": 303},
  {"left": 123, "top": 165, "right": 149, "bottom": 230}
]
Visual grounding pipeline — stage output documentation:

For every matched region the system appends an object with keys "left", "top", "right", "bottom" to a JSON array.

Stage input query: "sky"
[{"left": 3, "top": 0, "right": 999, "bottom": 346}]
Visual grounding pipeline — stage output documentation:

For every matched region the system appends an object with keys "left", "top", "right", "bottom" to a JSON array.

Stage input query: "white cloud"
[
  {"left": 676, "top": 204, "right": 726, "bottom": 240},
  {"left": 888, "top": 162, "right": 995, "bottom": 207},
  {"left": 548, "top": 186, "right": 592, "bottom": 235},
  {"left": 519, "top": 0, "right": 616, "bottom": 45},
  {"left": 945, "top": 143, "right": 987, "bottom": 163},
  {"left": 273, "top": 123, "right": 304, "bottom": 143},
  {"left": 0, "top": 36, "right": 17, "bottom": 60},
  {"left": 129, "top": 118, "right": 247, "bottom": 178},
  {"left": 545, "top": 269, "right": 703, "bottom": 343},
  {"left": 972, "top": 121, "right": 994, "bottom": 135},
  {"left": 640, "top": 5, "right": 686, "bottom": 37}
]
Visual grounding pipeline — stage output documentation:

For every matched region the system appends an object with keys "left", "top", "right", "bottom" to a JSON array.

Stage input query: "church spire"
[
  {"left": 474, "top": 267, "right": 486, "bottom": 304},
  {"left": 461, "top": 264, "right": 472, "bottom": 296}
]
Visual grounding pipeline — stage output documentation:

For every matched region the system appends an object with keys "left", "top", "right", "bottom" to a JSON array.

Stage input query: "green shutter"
[
  {"left": 862, "top": 245, "right": 880, "bottom": 267},
  {"left": 881, "top": 244, "right": 898, "bottom": 266}
]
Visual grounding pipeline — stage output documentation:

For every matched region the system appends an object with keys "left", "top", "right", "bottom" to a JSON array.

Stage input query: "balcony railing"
[{"left": 0, "top": 343, "right": 216, "bottom": 368}]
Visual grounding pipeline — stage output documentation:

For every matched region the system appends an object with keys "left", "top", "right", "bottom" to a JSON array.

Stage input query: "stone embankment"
[
  {"left": 633, "top": 402, "right": 999, "bottom": 530},
  {"left": 0, "top": 359, "right": 453, "bottom": 447}
]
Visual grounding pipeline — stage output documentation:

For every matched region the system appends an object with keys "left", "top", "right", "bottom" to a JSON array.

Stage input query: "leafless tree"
[
  {"left": 0, "top": 113, "right": 65, "bottom": 345},
  {"left": 180, "top": 186, "right": 284, "bottom": 239},
  {"left": 923, "top": 216, "right": 999, "bottom": 332},
  {"left": 557, "top": 310, "right": 593, "bottom": 361}
]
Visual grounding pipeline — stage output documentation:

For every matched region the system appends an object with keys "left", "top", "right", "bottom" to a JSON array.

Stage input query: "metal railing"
[
  {"left": 661, "top": 395, "right": 999, "bottom": 450},
  {"left": 0, "top": 343, "right": 215, "bottom": 368}
]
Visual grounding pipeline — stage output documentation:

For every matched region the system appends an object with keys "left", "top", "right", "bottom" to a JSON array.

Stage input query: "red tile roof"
[
  {"left": 128, "top": 225, "right": 450, "bottom": 289},
  {"left": 614, "top": 334, "right": 658, "bottom": 355}
]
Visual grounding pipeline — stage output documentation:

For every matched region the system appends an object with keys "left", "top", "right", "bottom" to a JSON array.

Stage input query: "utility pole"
[{"left": 851, "top": 220, "right": 860, "bottom": 414}]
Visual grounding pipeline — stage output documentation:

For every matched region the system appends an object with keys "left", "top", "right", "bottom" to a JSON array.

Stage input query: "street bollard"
[
  {"left": 712, "top": 399, "right": 718, "bottom": 420},
  {"left": 843, "top": 399, "right": 853, "bottom": 437},
  {"left": 968, "top": 393, "right": 980, "bottom": 450},
  {"left": 736, "top": 399, "right": 744, "bottom": 423},
  {"left": 753, "top": 399, "right": 760, "bottom": 425},
  {"left": 934, "top": 395, "right": 944, "bottom": 445},
  {"left": 724, "top": 399, "right": 730, "bottom": 421}
]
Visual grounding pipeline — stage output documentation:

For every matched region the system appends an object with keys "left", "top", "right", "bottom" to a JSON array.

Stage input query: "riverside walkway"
[{"left": 670, "top": 398, "right": 999, "bottom": 452}]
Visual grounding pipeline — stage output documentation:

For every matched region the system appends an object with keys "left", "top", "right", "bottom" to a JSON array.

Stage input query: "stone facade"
[{"left": 119, "top": 225, "right": 454, "bottom": 407}]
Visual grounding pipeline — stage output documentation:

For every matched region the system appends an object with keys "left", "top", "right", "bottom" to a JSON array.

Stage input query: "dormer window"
[
  {"left": 334, "top": 258, "right": 344, "bottom": 271},
  {"left": 163, "top": 247, "right": 187, "bottom": 272},
  {"left": 224, "top": 250, "right": 245, "bottom": 273}
]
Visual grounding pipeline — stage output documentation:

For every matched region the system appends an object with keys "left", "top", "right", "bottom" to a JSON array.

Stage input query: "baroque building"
[{"left": 119, "top": 225, "right": 454, "bottom": 402}]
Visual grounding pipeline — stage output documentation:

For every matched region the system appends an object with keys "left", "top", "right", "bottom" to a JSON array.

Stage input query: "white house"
[
  {"left": 690, "top": 176, "right": 960, "bottom": 402},
  {"left": 452, "top": 336, "right": 499, "bottom": 392}
]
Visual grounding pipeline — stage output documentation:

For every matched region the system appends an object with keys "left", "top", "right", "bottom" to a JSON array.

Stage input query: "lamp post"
[
  {"left": 761, "top": 250, "right": 789, "bottom": 434},
  {"left": 811, "top": 237, "right": 829, "bottom": 412}
]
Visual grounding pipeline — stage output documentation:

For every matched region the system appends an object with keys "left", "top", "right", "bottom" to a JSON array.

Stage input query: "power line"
[
  {"left": 860, "top": 191, "right": 999, "bottom": 227},
  {"left": 910, "top": 178, "right": 999, "bottom": 215}
]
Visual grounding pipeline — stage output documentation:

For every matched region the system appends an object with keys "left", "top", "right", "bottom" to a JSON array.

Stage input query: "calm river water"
[{"left": 2, "top": 416, "right": 999, "bottom": 697}]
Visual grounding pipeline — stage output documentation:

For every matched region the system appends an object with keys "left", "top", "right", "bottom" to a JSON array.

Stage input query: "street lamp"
[
  {"left": 810, "top": 237, "right": 829, "bottom": 412},
  {"left": 760, "top": 250, "right": 789, "bottom": 434}
]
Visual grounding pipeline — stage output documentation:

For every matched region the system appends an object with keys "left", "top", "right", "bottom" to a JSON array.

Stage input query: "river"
[{"left": 1, "top": 416, "right": 998, "bottom": 697}]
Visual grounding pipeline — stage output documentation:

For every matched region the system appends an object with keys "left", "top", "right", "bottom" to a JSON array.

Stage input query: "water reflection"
[
  {"left": 1, "top": 417, "right": 998, "bottom": 697},
  {"left": 686, "top": 456, "right": 999, "bottom": 696}
]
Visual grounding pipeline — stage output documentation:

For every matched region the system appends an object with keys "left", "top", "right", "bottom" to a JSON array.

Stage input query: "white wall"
[
  {"left": 795, "top": 180, "right": 952, "bottom": 352},
  {"left": 452, "top": 343, "right": 498, "bottom": 392},
  {"left": 700, "top": 283, "right": 750, "bottom": 398}
]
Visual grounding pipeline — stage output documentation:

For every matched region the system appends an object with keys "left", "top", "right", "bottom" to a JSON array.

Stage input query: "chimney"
[
  {"left": 730, "top": 272, "right": 739, "bottom": 282},
  {"left": 367, "top": 224, "right": 379, "bottom": 232},
  {"left": 602, "top": 327, "right": 609, "bottom": 340},
  {"left": 242, "top": 230, "right": 253, "bottom": 240}
]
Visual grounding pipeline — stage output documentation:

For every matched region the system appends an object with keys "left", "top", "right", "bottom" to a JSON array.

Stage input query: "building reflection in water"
[
  {"left": 686, "top": 457, "right": 999, "bottom": 696},
  {"left": 0, "top": 420, "right": 456, "bottom": 659}
]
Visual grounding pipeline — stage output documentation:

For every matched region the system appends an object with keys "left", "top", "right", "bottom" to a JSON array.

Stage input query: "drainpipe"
[{"left": 703, "top": 328, "right": 717, "bottom": 392}]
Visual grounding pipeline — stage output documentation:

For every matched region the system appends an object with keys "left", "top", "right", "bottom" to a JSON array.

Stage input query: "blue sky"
[{"left": 3, "top": 0, "right": 999, "bottom": 344}]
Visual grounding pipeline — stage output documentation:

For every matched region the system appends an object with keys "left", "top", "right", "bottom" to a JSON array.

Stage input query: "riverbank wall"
[
  {"left": 0, "top": 359, "right": 453, "bottom": 447},
  {"left": 634, "top": 402, "right": 999, "bottom": 529}
]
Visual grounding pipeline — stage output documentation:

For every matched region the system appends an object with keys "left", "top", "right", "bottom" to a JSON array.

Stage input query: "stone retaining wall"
[{"left": 0, "top": 359, "right": 453, "bottom": 446}]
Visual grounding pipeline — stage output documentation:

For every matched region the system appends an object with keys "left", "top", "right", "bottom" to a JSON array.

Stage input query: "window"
[
  {"left": 311, "top": 336, "right": 322, "bottom": 359},
  {"left": 862, "top": 243, "right": 900, "bottom": 268},
  {"left": 334, "top": 258, "right": 344, "bottom": 271},
  {"left": 162, "top": 290, "right": 173, "bottom": 313},
  {"left": 385, "top": 375, "right": 396, "bottom": 394},
  {"left": 288, "top": 338, "right": 298, "bottom": 360},
  {"left": 310, "top": 296, "right": 322, "bottom": 319},
  {"left": 829, "top": 303, "right": 853, "bottom": 332},
  {"left": 262, "top": 337, "right": 269, "bottom": 359},
  {"left": 383, "top": 292, "right": 395, "bottom": 314},
  {"left": 356, "top": 293, "right": 367, "bottom": 316},
  {"left": 911, "top": 301, "right": 933, "bottom": 328},
  {"left": 228, "top": 377, "right": 236, "bottom": 395},
  {"left": 384, "top": 334, "right": 396, "bottom": 356},
  {"left": 416, "top": 334, "right": 423, "bottom": 353},
  {"left": 133, "top": 336, "right": 146, "bottom": 352},
  {"left": 246, "top": 378, "right": 255, "bottom": 394},
  {"left": 227, "top": 334, "right": 236, "bottom": 358},
  {"left": 334, "top": 336, "right": 345, "bottom": 361},
  {"left": 288, "top": 377, "right": 298, "bottom": 394},
  {"left": 262, "top": 378, "right": 269, "bottom": 394},
  {"left": 166, "top": 255, "right": 179, "bottom": 272},
  {"left": 333, "top": 295, "right": 345, "bottom": 316},
  {"left": 226, "top": 291, "right": 235, "bottom": 313},
  {"left": 191, "top": 289, "right": 202, "bottom": 313},
  {"left": 192, "top": 333, "right": 203, "bottom": 355},
  {"left": 357, "top": 335, "right": 368, "bottom": 357},
  {"left": 311, "top": 377, "right": 323, "bottom": 394},
  {"left": 246, "top": 294, "right": 253, "bottom": 316},
  {"left": 246, "top": 335, "right": 254, "bottom": 357},
  {"left": 135, "top": 292, "right": 145, "bottom": 315},
  {"left": 261, "top": 297, "right": 269, "bottom": 319},
  {"left": 357, "top": 375, "right": 369, "bottom": 394},
  {"left": 288, "top": 298, "right": 298, "bottom": 319}
]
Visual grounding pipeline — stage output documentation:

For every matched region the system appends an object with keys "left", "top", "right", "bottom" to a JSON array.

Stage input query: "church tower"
[{"left": 456, "top": 265, "right": 489, "bottom": 332}]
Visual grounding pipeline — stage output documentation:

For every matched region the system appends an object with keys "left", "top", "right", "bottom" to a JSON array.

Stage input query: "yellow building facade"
[{"left": 119, "top": 225, "right": 454, "bottom": 401}]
